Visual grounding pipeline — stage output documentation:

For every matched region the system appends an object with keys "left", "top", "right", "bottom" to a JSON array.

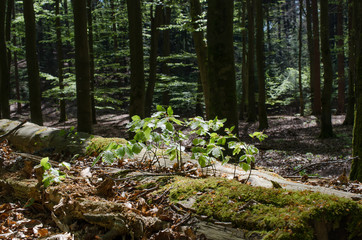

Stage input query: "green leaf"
[
  {"left": 241, "top": 162, "right": 251, "bottom": 172},
  {"left": 115, "top": 146, "right": 126, "bottom": 158},
  {"left": 167, "top": 106, "right": 174, "bottom": 116},
  {"left": 198, "top": 155, "right": 206, "bottom": 167},
  {"left": 166, "top": 122, "right": 174, "bottom": 132},
  {"left": 156, "top": 105, "right": 165, "bottom": 112},
  {"left": 102, "top": 150, "right": 115, "bottom": 164},
  {"left": 143, "top": 127, "right": 152, "bottom": 140},
  {"left": 131, "top": 115, "right": 141, "bottom": 122},
  {"left": 211, "top": 147, "right": 222, "bottom": 158},
  {"left": 132, "top": 143, "right": 143, "bottom": 154},
  {"left": 60, "top": 162, "right": 71, "bottom": 170},
  {"left": 40, "top": 157, "right": 52, "bottom": 170}
]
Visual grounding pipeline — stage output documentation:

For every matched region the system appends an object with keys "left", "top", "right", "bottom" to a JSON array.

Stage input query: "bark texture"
[
  {"left": 127, "top": 0, "right": 145, "bottom": 119},
  {"left": 23, "top": 0, "right": 43, "bottom": 125},
  {"left": 207, "top": 0, "right": 238, "bottom": 133},
  {"left": 73, "top": 0, "right": 93, "bottom": 133},
  {"left": 319, "top": 0, "right": 334, "bottom": 138}
]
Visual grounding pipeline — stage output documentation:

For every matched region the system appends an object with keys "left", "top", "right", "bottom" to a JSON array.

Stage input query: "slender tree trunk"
[
  {"left": 240, "top": 0, "right": 247, "bottom": 120},
  {"left": 195, "top": 76, "right": 203, "bottom": 116},
  {"left": 56, "top": 0, "right": 67, "bottom": 123},
  {"left": 255, "top": 0, "right": 268, "bottom": 130},
  {"left": 207, "top": 0, "right": 238, "bottom": 134},
  {"left": 0, "top": 0, "right": 10, "bottom": 118},
  {"left": 73, "top": 0, "right": 93, "bottom": 133},
  {"left": 306, "top": 0, "right": 315, "bottom": 115},
  {"left": 350, "top": 0, "right": 362, "bottom": 182},
  {"left": 319, "top": 0, "right": 334, "bottom": 138},
  {"left": 87, "top": 0, "right": 96, "bottom": 124},
  {"left": 145, "top": 2, "right": 162, "bottom": 117},
  {"left": 110, "top": 0, "right": 118, "bottom": 54},
  {"left": 161, "top": 6, "right": 171, "bottom": 106},
  {"left": 344, "top": 0, "right": 355, "bottom": 125},
  {"left": 298, "top": 0, "right": 304, "bottom": 116},
  {"left": 336, "top": 0, "right": 345, "bottom": 114},
  {"left": 247, "top": 0, "right": 256, "bottom": 122},
  {"left": 12, "top": 0, "right": 21, "bottom": 114},
  {"left": 127, "top": 0, "right": 145, "bottom": 119},
  {"left": 23, "top": 0, "right": 43, "bottom": 125},
  {"left": 189, "top": 0, "right": 209, "bottom": 119},
  {"left": 311, "top": 0, "right": 321, "bottom": 115}
]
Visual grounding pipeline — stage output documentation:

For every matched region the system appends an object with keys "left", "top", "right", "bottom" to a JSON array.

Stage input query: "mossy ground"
[
  {"left": 166, "top": 177, "right": 362, "bottom": 239},
  {"left": 85, "top": 137, "right": 127, "bottom": 155}
]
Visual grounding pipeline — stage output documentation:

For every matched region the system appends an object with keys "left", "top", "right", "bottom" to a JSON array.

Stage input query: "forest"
[{"left": 0, "top": 0, "right": 362, "bottom": 239}]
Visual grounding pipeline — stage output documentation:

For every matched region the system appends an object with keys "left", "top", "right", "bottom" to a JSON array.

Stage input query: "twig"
[
  {"left": 290, "top": 157, "right": 357, "bottom": 175},
  {"left": 0, "top": 120, "right": 27, "bottom": 140}
]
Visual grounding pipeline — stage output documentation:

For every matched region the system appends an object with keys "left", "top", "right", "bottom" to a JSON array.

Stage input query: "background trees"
[{"left": 0, "top": 0, "right": 358, "bottom": 140}]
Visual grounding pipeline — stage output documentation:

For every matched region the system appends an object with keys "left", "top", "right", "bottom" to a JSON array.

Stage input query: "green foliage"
[
  {"left": 37, "top": 157, "right": 70, "bottom": 188},
  {"left": 93, "top": 106, "right": 265, "bottom": 174}
]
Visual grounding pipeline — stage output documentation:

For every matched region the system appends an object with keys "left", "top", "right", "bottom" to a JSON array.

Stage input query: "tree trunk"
[
  {"left": 207, "top": 0, "right": 238, "bottom": 134},
  {"left": 189, "top": 0, "right": 209, "bottom": 119},
  {"left": 247, "top": 0, "right": 256, "bottom": 123},
  {"left": 255, "top": 0, "right": 268, "bottom": 130},
  {"left": 161, "top": 6, "right": 171, "bottom": 106},
  {"left": 240, "top": 0, "right": 247, "bottom": 120},
  {"left": 87, "top": 0, "right": 96, "bottom": 124},
  {"left": 145, "top": 2, "right": 162, "bottom": 117},
  {"left": 298, "top": 0, "right": 305, "bottom": 116},
  {"left": 0, "top": 0, "right": 10, "bottom": 119},
  {"left": 344, "top": 0, "right": 355, "bottom": 125},
  {"left": 306, "top": 0, "right": 315, "bottom": 115},
  {"left": 12, "top": 0, "right": 20, "bottom": 114},
  {"left": 311, "top": 0, "right": 321, "bottom": 115},
  {"left": 73, "top": 0, "right": 93, "bottom": 133},
  {"left": 319, "top": 0, "right": 334, "bottom": 138},
  {"left": 55, "top": 0, "right": 67, "bottom": 123},
  {"left": 23, "top": 0, "right": 43, "bottom": 125},
  {"left": 336, "top": 0, "right": 345, "bottom": 114},
  {"left": 127, "top": 0, "right": 145, "bottom": 119},
  {"left": 350, "top": 0, "right": 362, "bottom": 182}
]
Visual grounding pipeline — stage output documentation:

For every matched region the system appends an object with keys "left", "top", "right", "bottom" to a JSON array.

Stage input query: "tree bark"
[
  {"left": 87, "top": 0, "right": 96, "bottom": 124},
  {"left": 336, "top": 0, "right": 345, "bottom": 114},
  {"left": 319, "top": 0, "right": 334, "bottom": 138},
  {"left": 0, "top": 0, "right": 10, "bottom": 119},
  {"left": 161, "top": 6, "right": 171, "bottom": 106},
  {"left": 55, "top": 0, "right": 67, "bottom": 123},
  {"left": 23, "top": 0, "right": 43, "bottom": 125},
  {"left": 240, "top": 0, "right": 247, "bottom": 120},
  {"left": 255, "top": 0, "right": 268, "bottom": 130},
  {"left": 344, "top": 0, "right": 355, "bottom": 125},
  {"left": 12, "top": 0, "right": 20, "bottom": 114},
  {"left": 306, "top": 0, "right": 315, "bottom": 115},
  {"left": 189, "top": 0, "right": 209, "bottom": 119},
  {"left": 127, "top": 0, "right": 145, "bottom": 119},
  {"left": 298, "top": 0, "right": 305, "bottom": 116},
  {"left": 145, "top": 2, "right": 162, "bottom": 117},
  {"left": 73, "top": 0, "right": 93, "bottom": 133},
  {"left": 350, "top": 0, "right": 362, "bottom": 181},
  {"left": 207, "top": 0, "right": 238, "bottom": 134},
  {"left": 311, "top": 0, "right": 321, "bottom": 115},
  {"left": 247, "top": 0, "right": 256, "bottom": 123}
]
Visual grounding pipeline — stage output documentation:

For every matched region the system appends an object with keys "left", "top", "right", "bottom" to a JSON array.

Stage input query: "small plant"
[
  {"left": 37, "top": 157, "right": 70, "bottom": 188},
  {"left": 93, "top": 106, "right": 267, "bottom": 176}
]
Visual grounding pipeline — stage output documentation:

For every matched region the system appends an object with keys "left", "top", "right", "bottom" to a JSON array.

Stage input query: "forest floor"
[
  {"left": 31, "top": 107, "right": 353, "bottom": 178},
  {"left": 2, "top": 105, "right": 361, "bottom": 239}
]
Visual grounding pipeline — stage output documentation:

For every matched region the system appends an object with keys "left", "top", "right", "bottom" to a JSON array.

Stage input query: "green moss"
[
  {"left": 85, "top": 137, "right": 127, "bottom": 155},
  {"left": 167, "top": 177, "right": 362, "bottom": 239}
]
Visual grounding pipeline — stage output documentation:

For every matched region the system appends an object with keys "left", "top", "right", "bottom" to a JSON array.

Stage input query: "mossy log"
[{"left": 0, "top": 119, "right": 126, "bottom": 155}]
